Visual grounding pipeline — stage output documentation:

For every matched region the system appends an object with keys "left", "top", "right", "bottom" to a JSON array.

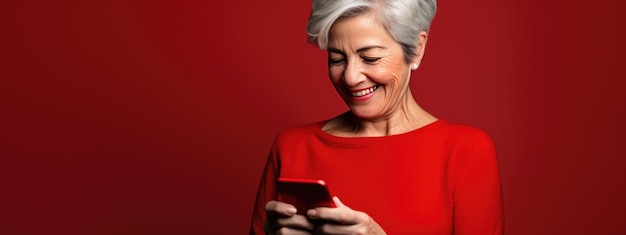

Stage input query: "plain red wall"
[{"left": 1, "top": 0, "right": 624, "bottom": 234}]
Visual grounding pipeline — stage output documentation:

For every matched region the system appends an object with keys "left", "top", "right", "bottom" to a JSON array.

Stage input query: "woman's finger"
[
  {"left": 265, "top": 201, "right": 315, "bottom": 234},
  {"left": 266, "top": 214, "right": 315, "bottom": 232},
  {"left": 315, "top": 223, "right": 364, "bottom": 235},
  {"left": 266, "top": 200, "right": 298, "bottom": 217},
  {"left": 307, "top": 197, "right": 367, "bottom": 225},
  {"left": 273, "top": 227, "right": 312, "bottom": 235},
  {"left": 308, "top": 208, "right": 365, "bottom": 225},
  {"left": 331, "top": 196, "right": 347, "bottom": 208},
  {"left": 277, "top": 215, "right": 315, "bottom": 231}
]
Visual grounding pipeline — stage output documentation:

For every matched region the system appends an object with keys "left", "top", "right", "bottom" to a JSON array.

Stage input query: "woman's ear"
[{"left": 411, "top": 31, "right": 429, "bottom": 69}]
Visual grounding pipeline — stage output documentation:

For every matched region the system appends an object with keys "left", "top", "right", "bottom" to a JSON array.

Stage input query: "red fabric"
[{"left": 250, "top": 120, "right": 503, "bottom": 234}]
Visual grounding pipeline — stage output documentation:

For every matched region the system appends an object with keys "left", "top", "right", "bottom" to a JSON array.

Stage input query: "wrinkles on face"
[
  {"left": 377, "top": 57, "right": 410, "bottom": 119},
  {"left": 327, "top": 13, "right": 412, "bottom": 121}
]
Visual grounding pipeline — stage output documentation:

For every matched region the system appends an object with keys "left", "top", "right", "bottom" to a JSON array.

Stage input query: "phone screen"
[{"left": 277, "top": 178, "right": 335, "bottom": 214}]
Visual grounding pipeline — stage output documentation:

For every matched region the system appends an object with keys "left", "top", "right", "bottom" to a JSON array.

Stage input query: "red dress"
[{"left": 250, "top": 120, "right": 504, "bottom": 234}]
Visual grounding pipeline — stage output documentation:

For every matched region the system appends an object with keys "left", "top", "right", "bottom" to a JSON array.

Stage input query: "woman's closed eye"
[
  {"left": 328, "top": 56, "right": 381, "bottom": 66},
  {"left": 328, "top": 57, "right": 345, "bottom": 66},
  {"left": 362, "top": 56, "right": 381, "bottom": 64}
]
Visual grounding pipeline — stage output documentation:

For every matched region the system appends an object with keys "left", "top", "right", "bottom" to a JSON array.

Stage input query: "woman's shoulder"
[
  {"left": 273, "top": 121, "right": 324, "bottom": 144},
  {"left": 437, "top": 121, "right": 496, "bottom": 159},
  {"left": 433, "top": 120, "right": 495, "bottom": 149}
]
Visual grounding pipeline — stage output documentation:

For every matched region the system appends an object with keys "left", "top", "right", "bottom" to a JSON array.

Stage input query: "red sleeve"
[
  {"left": 453, "top": 131, "right": 504, "bottom": 235},
  {"left": 249, "top": 144, "right": 280, "bottom": 235}
]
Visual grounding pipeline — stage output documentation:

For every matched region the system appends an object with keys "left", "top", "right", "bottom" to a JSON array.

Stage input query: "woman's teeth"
[{"left": 351, "top": 85, "right": 379, "bottom": 97}]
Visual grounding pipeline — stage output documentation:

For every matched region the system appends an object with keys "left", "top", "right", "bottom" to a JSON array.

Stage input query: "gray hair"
[{"left": 306, "top": 0, "right": 437, "bottom": 63}]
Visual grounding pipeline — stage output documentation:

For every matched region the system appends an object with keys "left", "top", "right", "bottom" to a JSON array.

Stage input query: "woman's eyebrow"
[
  {"left": 327, "top": 47, "right": 343, "bottom": 54},
  {"left": 327, "top": 45, "right": 387, "bottom": 54},
  {"left": 356, "top": 45, "right": 386, "bottom": 53}
]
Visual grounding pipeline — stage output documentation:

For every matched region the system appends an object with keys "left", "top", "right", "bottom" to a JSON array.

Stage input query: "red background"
[{"left": 1, "top": 0, "right": 624, "bottom": 234}]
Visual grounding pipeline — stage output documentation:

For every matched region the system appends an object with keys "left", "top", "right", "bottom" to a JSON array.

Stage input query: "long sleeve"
[
  {"left": 452, "top": 130, "right": 504, "bottom": 234},
  {"left": 249, "top": 145, "right": 280, "bottom": 235}
]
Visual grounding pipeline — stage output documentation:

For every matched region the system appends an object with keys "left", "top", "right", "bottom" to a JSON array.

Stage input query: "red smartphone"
[{"left": 277, "top": 177, "right": 336, "bottom": 215}]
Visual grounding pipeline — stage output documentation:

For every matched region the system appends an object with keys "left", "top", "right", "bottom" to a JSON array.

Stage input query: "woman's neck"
[{"left": 324, "top": 94, "right": 437, "bottom": 137}]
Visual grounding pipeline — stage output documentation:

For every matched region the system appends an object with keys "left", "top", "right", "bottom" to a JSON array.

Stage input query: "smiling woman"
[
  {"left": 2, "top": 0, "right": 624, "bottom": 234},
  {"left": 324, "top": 14, "right": 431, "bottom": 133},
  {"left": 250, "top": 0, "right": 503, "bottom": 234}
]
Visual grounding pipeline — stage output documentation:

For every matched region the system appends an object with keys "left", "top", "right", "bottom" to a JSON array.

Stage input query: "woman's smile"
[
  {"left": 350, "top": 85, "right": 379, "bottom": 101},
  {"left": 327, "top": 13, "right": 412, "bottom": 119}
]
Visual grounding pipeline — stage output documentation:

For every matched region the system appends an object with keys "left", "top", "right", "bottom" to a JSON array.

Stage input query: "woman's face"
[{"left": 327, "top": 14, "right": 417, "bottom": 120}]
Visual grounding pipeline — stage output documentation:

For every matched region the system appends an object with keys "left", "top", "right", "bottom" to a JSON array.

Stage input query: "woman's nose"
[{"left": 342, "top": 62, "right": 365, "bottom": 86}]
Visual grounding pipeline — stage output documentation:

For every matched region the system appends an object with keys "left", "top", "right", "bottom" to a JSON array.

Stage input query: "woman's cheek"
[{"left": 329, "top": 67, "right": 343, "bottom": 84}]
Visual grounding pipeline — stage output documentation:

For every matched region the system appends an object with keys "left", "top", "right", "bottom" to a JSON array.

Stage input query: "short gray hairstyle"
[{"left": 306, "top": 0, "right": 437, "bottom": 63}]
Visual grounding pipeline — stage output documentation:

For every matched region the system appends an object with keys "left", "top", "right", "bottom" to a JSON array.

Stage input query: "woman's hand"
[
  {"left": 265, "top": 200, "right": 316, "bottom": 235},
  {"left": 307, "top": 197, "right": 387, "bottom": 235}
]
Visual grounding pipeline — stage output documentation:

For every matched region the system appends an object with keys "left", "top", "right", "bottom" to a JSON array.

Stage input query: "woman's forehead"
[{"left": 328, "top": 15, "right": 397, "bottom": 51}]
